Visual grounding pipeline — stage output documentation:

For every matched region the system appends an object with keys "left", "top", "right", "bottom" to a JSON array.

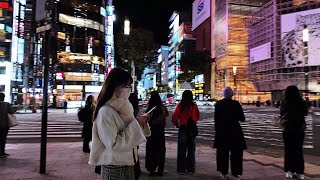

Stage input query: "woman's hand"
[{"left": 137, "top": 113, "right": 150, "bottom": 125}]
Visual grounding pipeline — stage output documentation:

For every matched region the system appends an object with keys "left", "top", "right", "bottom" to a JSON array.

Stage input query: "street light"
[
  {"left": 233, "top": 66, "right": 237, "bottom": 94},
  {"left": 124, "top": 18, "right": 130, "bottom": 75},
  {"left": 124, "top": 19, "right": 130, "bottom": 35},
  {"left": 303, "top": 25, "right": 309, "bottom": 98},
  {"left": 124, "top": 18, "right": 135, "bottom": 92}
]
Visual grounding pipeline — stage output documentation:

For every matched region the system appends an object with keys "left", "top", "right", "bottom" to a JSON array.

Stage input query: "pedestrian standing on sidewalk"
[
  {"left": 89, "top": 67, "right": 151, "bottom": 180},
  {"left": 280, "top": 85, "right": 308, "bottom": 180},
  {"left": 0, "top": 93, "right": 15, "bottom": 157},
  {"left": 172, "top": 90, "right": 200, "bottom": 175},
  {"left": 145, "top": 91, "right": 169, "bottom": 176},
  {"left": 129, "top": 92, "right": 142, "bottom": 180},
  {"left": 214, "top": 86, "right": 246, "bottom": 180},
  {"left": 78, "top": 95, "right": 95, "bottom": 153}
]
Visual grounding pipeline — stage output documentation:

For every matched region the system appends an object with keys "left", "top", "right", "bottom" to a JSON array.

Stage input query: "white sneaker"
[
  {"left": 296, "top": 174, "right": 304, "bottom": 180},
  {"left": 234, "top": 175, "right": 241, "bottom": 180},
  {"left": 285, "top": 171, "right": 293, "bottom": 178}
]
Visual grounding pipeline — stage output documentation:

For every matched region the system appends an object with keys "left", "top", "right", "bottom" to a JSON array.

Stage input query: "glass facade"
[
  {"left": 52, "top": 0, "right": 106, "bottom": 107},
  {"left": 214, "top": 0, "right": 271, "bottom": 102},
  {"left": 247, "top": 0, "right": 320, "bottom": 99}
]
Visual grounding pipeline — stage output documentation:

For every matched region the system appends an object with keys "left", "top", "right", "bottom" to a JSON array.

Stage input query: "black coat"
[
  {"left": 280, "top": 100, "right": 308, "bottom": 132},
  {"left": 214, "top": 98, "right": 247, "bottom": 150},
  {"left": 0, "top": 102, "right": 14, "bottom": 129},
  {"left": 79, "top": 104, "right": 94, "bottom": 139}
]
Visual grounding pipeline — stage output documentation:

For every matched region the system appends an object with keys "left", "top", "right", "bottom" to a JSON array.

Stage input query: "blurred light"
[
  {"left": 124, "top": 19, "right": 130, "bottom": 35},
  {"left": 303, "top": 25, "right": 309, "bottom": 42},
  {"left": 233, "top": 66, "right": 237, "bottom": 75}
]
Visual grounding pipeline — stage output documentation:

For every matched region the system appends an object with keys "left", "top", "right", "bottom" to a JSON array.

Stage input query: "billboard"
[
  {"left": 281, "top": 8, "right": 320, "bottom": 67},
  {"left": 249, "top": 42, "right": 271, "bottom": 64},
  {"left": 178, "top": 22, "right": 193, "bottom": 42},
  {"left": 192, "top": 0, "right": 211, "bottom": 30}
]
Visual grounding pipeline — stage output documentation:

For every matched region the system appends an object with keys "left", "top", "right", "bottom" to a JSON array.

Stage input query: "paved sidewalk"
[{"left": 1, "top": 141, "right": 320, "bottom": 180}]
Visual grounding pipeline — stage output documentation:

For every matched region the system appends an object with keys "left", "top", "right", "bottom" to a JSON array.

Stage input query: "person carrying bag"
[
  {"left": 0, "top": 93, "right": 15, "bottom": 157},
  {"left": 172, "top": 90, "right": 200, "bottom": 175}
]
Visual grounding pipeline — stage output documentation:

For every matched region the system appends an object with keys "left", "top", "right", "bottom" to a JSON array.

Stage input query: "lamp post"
[
  {"left": 124, "top": 18, "right": 130, "bottom": 73},
  {"left": 124, "top": 18, "right": 135, "bottom": 92},
  {"left": 233, "top": 66, "right": 237, "bottom": 94},
  {"left": 303, "top": 25, "right": 309, "bottom": 99}
]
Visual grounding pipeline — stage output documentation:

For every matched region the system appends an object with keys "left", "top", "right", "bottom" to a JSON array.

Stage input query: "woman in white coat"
[{"left": 89, "top": 67, "right": 150, "bottom": 180}]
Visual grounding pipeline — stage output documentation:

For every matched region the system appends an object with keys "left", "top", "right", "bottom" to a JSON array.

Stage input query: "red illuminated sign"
[{"left": 0, "top": 2, "right": 9, "bottom": 9}]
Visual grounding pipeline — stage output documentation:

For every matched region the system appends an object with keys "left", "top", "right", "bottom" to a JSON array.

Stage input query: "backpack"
[{"left": 77, "top": 107, "right": 86, "bottom": 122}]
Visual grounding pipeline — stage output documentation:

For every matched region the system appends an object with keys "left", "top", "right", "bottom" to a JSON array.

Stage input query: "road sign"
[{"left": 36, "top": 24, "right": 51, "bottom": 33}]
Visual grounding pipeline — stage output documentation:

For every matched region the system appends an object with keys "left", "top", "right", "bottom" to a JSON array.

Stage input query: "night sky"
[{"left": 113, "top": 0, "right": 195, "bottom": 45}]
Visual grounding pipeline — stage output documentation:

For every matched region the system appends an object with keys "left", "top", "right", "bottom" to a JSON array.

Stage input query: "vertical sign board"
[{"left": 35, "top": 0, "right": 46, "bottom": 21}]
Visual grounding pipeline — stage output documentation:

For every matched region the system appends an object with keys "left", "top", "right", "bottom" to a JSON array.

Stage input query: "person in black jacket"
[
  {"left": 78, "top": 95, "right": 95, "bottom": 153},
  {"left": 280, "top": 86, "right": 308, "bottom": 180},
  {"left": 214, "top": 86, "right": 246, "bottom": 180},
  {"left": 0, "top": 93, "right": 15, "bottom": 157},
  {"left": 145, "top": 91, "right": 169, "bottom": 176}
]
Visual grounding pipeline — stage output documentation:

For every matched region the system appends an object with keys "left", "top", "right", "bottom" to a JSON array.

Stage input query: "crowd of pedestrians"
[{"left": 0, "top": 67, "right": 310, "bottom": 180}]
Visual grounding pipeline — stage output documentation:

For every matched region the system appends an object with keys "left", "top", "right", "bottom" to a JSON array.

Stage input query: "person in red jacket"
[{"left": 172, "top": 90, "right": 200, "bottom": 175}]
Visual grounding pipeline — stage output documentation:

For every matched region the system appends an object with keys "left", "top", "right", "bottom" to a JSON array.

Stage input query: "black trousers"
[
  {"left": 283, "top": 131, "right": 305, "bottom": 174},
  {"left": 216, "top": 147, "right": 243, "bottom": 176},
  {"left": 145, "top": 126, "right": 166, "bottom": 173},
  {"left": 0, "top": 127, "right": 9, "bottom": 154},
  {"left": 83, "top": 136, "right": 91, "bottom": 151}
]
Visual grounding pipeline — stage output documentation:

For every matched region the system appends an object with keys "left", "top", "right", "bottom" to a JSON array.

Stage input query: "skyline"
[{"left": 114, "top": 0, "right": 194, "bottom": 45}]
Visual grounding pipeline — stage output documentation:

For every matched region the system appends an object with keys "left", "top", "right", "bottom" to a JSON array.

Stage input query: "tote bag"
[{"left": 8, "top": 114, "right": 18, "bottom": 127}]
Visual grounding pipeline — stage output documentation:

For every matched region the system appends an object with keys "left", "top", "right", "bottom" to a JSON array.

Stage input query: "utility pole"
[{"left": 36, "top": 0, "right": 54, "bottom": 174}]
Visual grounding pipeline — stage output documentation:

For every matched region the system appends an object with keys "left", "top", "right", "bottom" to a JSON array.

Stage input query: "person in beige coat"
[{"left": 89, "top": 68, "right": 150, "bottom": 180}]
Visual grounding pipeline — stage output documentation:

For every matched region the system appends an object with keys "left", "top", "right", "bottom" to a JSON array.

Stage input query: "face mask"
[{"left": 117, "top": 86, "right": 131, "bottom": 99}]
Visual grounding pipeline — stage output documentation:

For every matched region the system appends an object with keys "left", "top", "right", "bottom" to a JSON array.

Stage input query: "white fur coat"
[{"left": 89, "top": 96, "right": 150, "bottom": 166}]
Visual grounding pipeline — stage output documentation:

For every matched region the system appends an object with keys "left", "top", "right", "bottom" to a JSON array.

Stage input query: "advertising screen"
[
  {"left": 281, "top": 8, "right": 320, "bottom": 67},
  {"left": 249, "top": 42, "right": 271, "bottom": 64},
  {"left": 192, "top": 0, "right": 211, "bottom": 30}
]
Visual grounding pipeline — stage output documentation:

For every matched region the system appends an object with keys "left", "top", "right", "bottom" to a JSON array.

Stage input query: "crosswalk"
[
  {"left": 8, "top": 110, "right": 83, "bottom": 139},
  {"left": 8, "top": 109, "right": 314, "bottom": 151},
  {"left": 165, "top": 112, "right": 314, "bottom": 150}
]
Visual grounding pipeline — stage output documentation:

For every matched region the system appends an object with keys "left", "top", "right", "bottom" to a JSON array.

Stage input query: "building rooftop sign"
[{"left": 192, "top": 0, "right": 211, "bottom": 30}]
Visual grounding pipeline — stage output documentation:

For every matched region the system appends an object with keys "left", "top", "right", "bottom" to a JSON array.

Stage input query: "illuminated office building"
[
  {"left": 247, "top": 0, "right": 320, "bottom": 100},
  {"left": 168, "top": 11, "right": 195, "bottom": 97},
  {"left": 213, "top": 0, "right": 270, "bottom": 102},
  {"left": 0, "top": 0, "right": 13, "bottom": 102}
]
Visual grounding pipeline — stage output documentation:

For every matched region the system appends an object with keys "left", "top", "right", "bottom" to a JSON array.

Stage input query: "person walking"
[
  {"left": 172, "top": 90, "right": 200, "bottom": 175},
  {"left": 89, "top": 67, "right": 151, "bottom": 180},
  {"left": 145, "top": 91, "right": 169, "bottom": 176},
  {"left": 78, "top": 95, "right": 95, "bottom": 153},
  {"left": 280, "top": 85, "right": 308, "bottom": 180},
  {"left": 214, "top": 86, "right": 246, "bottom": 180},
  {"left": 0, "top": 93, "right": 15, "bottom": 157}
]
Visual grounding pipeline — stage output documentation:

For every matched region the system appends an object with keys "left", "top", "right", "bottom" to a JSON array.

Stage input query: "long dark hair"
[
  {"left": 284, "top": 85, "right": 303, "bottom": 103},
  {"left": 146, "top": 91, "right": 163, "bottom": 117},
  {"left": 86, "top": 95, "right": 94, "bottom": 105},
  {"left": 129, "top": 93, "right": 139, "bottom": 110},
  {"left": 180, "top": 90, "right": 194, "bottom": 112},
  {"left": 93, "top": 68, "right": 132, "bottom": 121}
]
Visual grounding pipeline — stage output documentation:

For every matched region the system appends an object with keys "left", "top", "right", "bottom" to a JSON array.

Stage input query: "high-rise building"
[
  {"left": 192, "top": 0, "right": 212, "bottom": 97},
  {"left": 168, "top": 11, "right": 195, "bottom": 97},
  {"left": 12, "top": 0, "right": 116, "bottom": 108},
  {"left": 157, "top": 45, "right": 169, "bottom": 85},
  {"left": 0, "top": 0, "right": 13, "bottom": 102},
  {"left": 247, "top": 0, "right": 320, "bottom": 101},
  {"left": 213, "top": 0, "right": 270, "bottom": 102}
]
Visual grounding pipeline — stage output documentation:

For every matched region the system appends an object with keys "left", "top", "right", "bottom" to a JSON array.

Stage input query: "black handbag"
[{"left": 187, "top": 117, "right": 198, "bottom": 138}]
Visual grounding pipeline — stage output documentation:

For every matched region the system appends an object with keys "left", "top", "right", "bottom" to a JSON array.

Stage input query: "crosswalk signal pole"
[{"left": 36, "top": 0, "right": 54, "bottom": 174}]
